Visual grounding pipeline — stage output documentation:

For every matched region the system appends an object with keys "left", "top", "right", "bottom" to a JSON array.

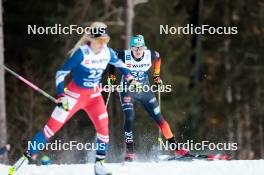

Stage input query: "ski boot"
[
  {"left": 175, "top": 149, "right": 189, "bottom": 157},
  {"left": 124, "top": 152, "right": 136, "bottom": 162},
  {"left": 94, "top": 160, "right": 112, "bottom": 175},
  {"left": 8, "top": 152, "right": 31, "bottom": 175},
  {"left": 172, "top": 148, "right": 193, "bottom": 161}
]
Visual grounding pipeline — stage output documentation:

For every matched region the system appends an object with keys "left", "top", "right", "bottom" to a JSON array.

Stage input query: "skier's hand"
[
  {"left": 5, "top": 144, "right": 11, "bottom": 151},
  {"left": 153, "top": 76, "right": 163, "bottom": 86},
  {"left": 107, "top": 75, "right": 116, "bottom": 86},
  {"left": 128, "top": 79, "right": 143, "bottom": 92},
  {"left": 57, "top": 96, "right": 69, "bottom": 111}
]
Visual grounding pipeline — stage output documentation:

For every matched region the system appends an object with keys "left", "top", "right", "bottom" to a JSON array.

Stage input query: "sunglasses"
[
  {"left": 131, "top": 46, "right": 146, "bottom": 51},
  {"left": 93, "top": 37, "right": 110, "bottom": 44}
]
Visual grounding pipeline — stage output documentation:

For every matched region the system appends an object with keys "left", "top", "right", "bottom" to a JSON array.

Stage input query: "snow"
[{"left": 1, "top": 160, "right": 264, "bottom": 175}]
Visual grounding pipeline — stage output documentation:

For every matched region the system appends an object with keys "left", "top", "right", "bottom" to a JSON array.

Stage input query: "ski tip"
[
  {"left": 8, "top": 166, "right": 16, "bottom": 175},
  {"left": 207, "top": 154, "right": 232, "bottom": 160}
]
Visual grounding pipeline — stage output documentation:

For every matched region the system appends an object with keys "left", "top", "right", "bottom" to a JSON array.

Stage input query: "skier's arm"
[
  {"left": 0, "top": 145, "right": 10, "bottom": 155},
  {"left": 108, "top": 65, "right": 116, "bottom": 85},
  {"left": 151, "top": 50, "right": 162, "bottom": 85},
  {"left": 108, "top": 64, "right": 115, "bottom": 77},
  {"left": 56, "top": 49, "right": 83, "bottom": 96},
  {"left": 151, "top": 50, "right": 161, "bottom": 77},
  {"left": 107, "top": 50, "right": 125, "bottom": 84},
  {"left": 109, "top": 49, "right": 132, "bottom": 80},
  {"left": 0, "top": 147, "right": 6, "bottom": 155}
]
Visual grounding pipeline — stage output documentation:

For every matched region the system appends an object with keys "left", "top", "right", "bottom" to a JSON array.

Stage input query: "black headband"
[{"left": 90, "top": 27, "right": 108, "bottom": 38}]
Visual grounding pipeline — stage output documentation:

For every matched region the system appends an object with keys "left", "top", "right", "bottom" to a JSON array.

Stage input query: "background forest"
[{"left": 0, "top": 0, "right": 263, "bottom": 163}]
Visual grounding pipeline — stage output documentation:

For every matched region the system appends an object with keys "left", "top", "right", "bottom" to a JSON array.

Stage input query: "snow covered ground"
[{"left": 1, "top": 160, "right": 263, "bottom": 175}]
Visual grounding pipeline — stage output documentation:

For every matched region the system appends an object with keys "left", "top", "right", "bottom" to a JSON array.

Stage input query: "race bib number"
[
  {"left": 88, "top": 69, "right": 104, "bottom": 79},
  {"left": 131, "top": 71, "right": 145, "bottom": 81},
  {"left": 83, "top": 69, "right": 103, "bottom": 87}
]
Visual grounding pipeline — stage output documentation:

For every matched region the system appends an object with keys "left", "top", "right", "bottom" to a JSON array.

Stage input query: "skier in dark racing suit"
[{"left": 108, "top": 35, "right": 190, "bottom": 161}]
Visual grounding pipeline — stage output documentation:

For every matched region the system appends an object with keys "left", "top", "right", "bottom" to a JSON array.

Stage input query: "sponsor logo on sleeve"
[{"left": 126, "top": 55, "right": 131, "bottom": 60}]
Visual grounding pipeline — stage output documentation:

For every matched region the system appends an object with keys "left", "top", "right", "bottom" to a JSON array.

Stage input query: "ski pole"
[
  {"left": 105, "top": 91, "right": 111, "bottom": 106},
  {"left": 157, "top": 87, "right": 162, "bottom": 142},
  {"left": 3, "top": 65, "right": 57, "bottom": 103}
]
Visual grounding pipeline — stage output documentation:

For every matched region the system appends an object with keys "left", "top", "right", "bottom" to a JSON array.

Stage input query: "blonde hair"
[{"left": 68, "top": 22, "right": 108, "bottom": 56}]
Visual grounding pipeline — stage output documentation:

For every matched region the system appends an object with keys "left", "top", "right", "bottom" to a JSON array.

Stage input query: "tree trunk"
[
  {"left": 64, "top": 0, "right": 91, "bottom": 54},
  {"left": 0, "top": 0, "right": 7, "bottom": 163},
  {"left": 255, "top": 76, "right": 262, "bottom": 159},
  {"left": 125, "top": 0, "right": 149, "bottom": 48},
  {"left": 236, "top": 107, "right": 243, "bottom": 159},
  {"left": 259, "top": 117, "right": 264, "bottom": 158},
  {"left": 227, "top": 110, "right": 235, "bottom": 157},
  {"left": 223, "top": 0, "right": 234, "bottom": 158},
  {"left": 244, "top": 103, "right": 252, "bottom": 159},
  {"left": 125, "top": 0, "right": 134, "bottom": 49},
  {"left": 190, "top": 0, "right": 203, "bottom": 86}
]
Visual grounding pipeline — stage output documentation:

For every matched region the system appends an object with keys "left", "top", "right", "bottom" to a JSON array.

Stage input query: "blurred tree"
[
  {"left": 0, "top": 0, "right": 7, "bottom": 163},
  {"left": 2, "top": 0, "right": 264, "bottom": 162}
]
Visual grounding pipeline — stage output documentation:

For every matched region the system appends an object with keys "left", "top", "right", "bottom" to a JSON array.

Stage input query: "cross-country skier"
[
  {"left": 108, "top": 35, "right": 190, "bottom": 161},
  {"left": 8, "top": 22, "right": 141, "bottom": 175},
  {"left": 0, "top": 144, "right": 10, "bottom": 156}
]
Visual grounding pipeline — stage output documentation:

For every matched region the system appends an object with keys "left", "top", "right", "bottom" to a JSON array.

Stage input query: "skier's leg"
[
  {"left": 119, "top": 91, "right": 136, "bottom": 160},
  {"left": 28, "top": 92, "right": 82, "bottom": 155},
  {"left": 139, "top": 92, "right": 190, "bottom": 157},
  {"left": 83, "top": 94, "right": 109, "bottom": 162},
  {"left": 83, "top": 93, "right": 112, "bottom": 175},
  {"left": 139, "top": 92, "right": 174, "bottom": 140},
  {"left": 9, "top": 87, "right": 84, "bottom": 175}
]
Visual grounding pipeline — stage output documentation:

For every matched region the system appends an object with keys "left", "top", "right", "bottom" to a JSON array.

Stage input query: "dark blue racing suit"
[{"left": 109, "top": 49, "right": 174, "bottom": 153}]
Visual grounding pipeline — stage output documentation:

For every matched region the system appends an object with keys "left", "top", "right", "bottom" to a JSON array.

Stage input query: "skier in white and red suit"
[{"left": 9, "top": 22, "right": 141, "bottom": 175}]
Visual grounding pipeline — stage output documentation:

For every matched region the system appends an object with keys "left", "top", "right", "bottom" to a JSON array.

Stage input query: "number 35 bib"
[{"left": 124, "top": 50, "right": 152, "bottom": 81}]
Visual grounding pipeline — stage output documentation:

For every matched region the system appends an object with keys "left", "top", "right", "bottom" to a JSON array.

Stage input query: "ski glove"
[
  {"left": 57, "top": 96, "right": 69, "bottom": 111},
  {"left": 153, "top": 76, "right": 163, "bottom": 86},
  {"left": 107, "top": 75, "right": 116, "bottom": 86}
]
